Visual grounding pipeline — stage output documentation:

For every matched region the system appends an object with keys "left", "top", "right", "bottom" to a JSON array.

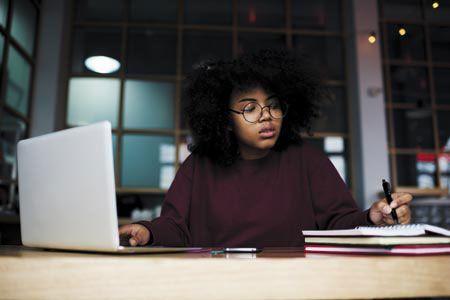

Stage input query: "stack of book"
[{"left": 302, "top": 224, "right": 450, "bottom": 255}]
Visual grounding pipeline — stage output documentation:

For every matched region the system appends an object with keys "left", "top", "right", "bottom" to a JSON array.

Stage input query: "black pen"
[{"left": 382, "top": 179, "right": 399, "bottom": 224}]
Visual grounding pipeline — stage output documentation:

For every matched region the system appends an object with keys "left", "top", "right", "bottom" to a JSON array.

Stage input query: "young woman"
[{"left": 119, "top": 49, "right": 412, "bottom": 247}]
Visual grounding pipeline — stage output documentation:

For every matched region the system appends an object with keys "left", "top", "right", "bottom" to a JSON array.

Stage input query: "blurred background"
[{"left": 0, "top": 0, "right": 449, "bottom": 244}]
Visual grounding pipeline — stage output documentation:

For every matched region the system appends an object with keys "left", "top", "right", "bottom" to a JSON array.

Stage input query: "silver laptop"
[{"left": 17, "top": 121, "right": 202, "bottom": 253}]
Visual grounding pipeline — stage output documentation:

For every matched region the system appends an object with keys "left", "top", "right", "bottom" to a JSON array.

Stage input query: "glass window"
[
  {"left": 293, "top": 35, "right": 344, "bottom": 80},
  {"left": 430, "top": 26, "right": 450, "bottom": 63},
  {"left": 0, "top": 0, "right": 8, "bottom": 27},
  {"left": 184, "top": 0, "right": 231, "bottom": 25},
  {"left": 425, "top": 0, "right": 450, "bottom": 22},
  {"left": 393, "top": 109, "right": 435, "bottom": 149},
  {"left": 183, "top": 30, "right": 232, "bottom": 74},
  {"left": 237, "top": 32, "right": 285, "bottom": 55},
  {"left": 387, "top": 24, "right": 426, "bottom": 61},
  {"left": 238, "top": 0, "right": 285, "bottom": 28},
  {"left": 292, "top": 0, "right": 341, "bottom": 31},
  {"left": 390, "top": 66, "right": 430, "bottom": 106},
  {"left": 11, "top": 0, "right": 37, "bottom": 56},
  {"left": 127, "top": 28, "right": 177, "bottom": 75},
  {"left": 439, "top": 153, "right": 450, "bottom": 194},
  {"left": 437, "top": 111, "right": 450, "bottom": 152},
  {"left": 121, "top": 135, "right": 175, "bottom": 189},
  {"left": 71, "top": 27, "right": 122, "bottom": 75},
  {"left": 75, "top": 0, "right": 123, "bottom": 22},
  {"left": 123, "top": 80, "right": 175, "bottom": 130},
  {"left": 380, "top": 0, "right": 423, "bottom": 20},
  {"left": 5, "top": 46, "right": 31, "bottom": 116},
  {"left": 130, "top": 0, "right": 177, "bottom": 22},
  {"left": 67, "top": 78, "right": 120, "bottom": 128},
  {"left": 178, "top": 135, "right": 193, "bottom": 164},
  {"left": 0, "top": 111, "right": 26, "bottom": 180},
  {"left": 434, "top": 68, "right": 450, "bottom": 105},
  {"left": 311, "top": 87, "right": 348, "bottom": 133},
  {"left": 396, "top": 153, "right": 437, "bottom": 188},
  {"left": 304, "top": 136, "right": 349, "bottom": 184}
]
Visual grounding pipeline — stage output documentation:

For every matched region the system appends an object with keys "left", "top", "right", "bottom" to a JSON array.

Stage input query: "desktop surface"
[{"left": 1, "top": 245, "right": 449, "bottom": 299}]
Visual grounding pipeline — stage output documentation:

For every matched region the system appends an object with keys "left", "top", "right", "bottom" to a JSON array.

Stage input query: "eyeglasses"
[{"left": 229, "top": 100, "right": 288, "bottom": 124}]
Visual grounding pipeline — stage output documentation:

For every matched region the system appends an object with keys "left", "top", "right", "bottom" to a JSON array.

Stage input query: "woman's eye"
[{"left": 244, "top": 105, "right": 256, "bottom": 112}]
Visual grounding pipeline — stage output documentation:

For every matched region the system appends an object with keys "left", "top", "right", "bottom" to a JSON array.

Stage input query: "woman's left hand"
[{"left": 369, "top": 192, "right": 413, "bottom": 225}]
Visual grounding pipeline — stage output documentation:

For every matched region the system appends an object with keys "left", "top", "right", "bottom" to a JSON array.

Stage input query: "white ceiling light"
[{"left": 84, "top": 56, "right": 120, "bottom": 74}]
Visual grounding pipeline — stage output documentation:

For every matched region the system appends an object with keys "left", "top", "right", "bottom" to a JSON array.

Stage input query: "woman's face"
[{"left": 229, "top": 86, "right": 283, "bottom": 159}]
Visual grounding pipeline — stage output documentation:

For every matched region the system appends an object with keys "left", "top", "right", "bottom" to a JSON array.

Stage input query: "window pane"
[
  {"left": 11, "top": 0, "right": 37, "bottom": 56},
  {"left": 0, "top": 111, "right": 26, "bottom": 180},
  {"left": 425, "top": 0, "right": 450, "bottom": 22},
  {"left": 390, "top": 66, "right": 430, "bottom": 106},
  {"left": 127, "top": 28, "right": 176, "bottom": 75},
  {"left": 437, "top": 111, "right": 450, "bottom": 151},
  {"left": 430, "top": 26, "right": 450, "bottom": 63},
  {"left": 178, "top": 135, "right": 193, "bottom": 164},
  {"left": 67, "top": 78, "right": 120, "bottom": 128},
  {"left": 184, "top": 0, "right": 231, "bottom": 25},
  {"left": 130, "top": 0, "right": 177, "bottom": 22},
  {"left": 123, "top": 80, "right": 175, "bottom": 130},
  {"left": 121, "top": 135, "right": 175, "bottom": 189},
  {"left": 293, "top": 36, "right": 344, "bottom": 80},
  {"left": 292, "top": 0, "right": 341, "bottom": 31},
  {"left": 311, "top": 87, "right": 348, "bottom": 133},
  {"left": 75, "top": 0, "right": 123, "bottom": 22},
  {"left": 0, "top": 0, "right": 8, "bottom": 27},
  {"left": 434, "top": 68, "right": 450, "bottom": 105},
  {"left": 183, "top": 30, "right": 232, "bottom": 74},
  {"left": 439, "top": 153, "right": 450, "bottom": 194},
  {"left": 380, "top": 0, "right": 423, "bottom": 20},
  {"left": 393, "top": 109, "right": 435, "bottom": 149},
  {"left": 304, "top": 136, "right": 349, "bottom": 185},
  {"left": 396, "top": 153, "right": 437, "bottom": 188},
  {"left": 237, "top": 32, "right": 285, "bottom": 55},
  {"left": 387, "top": 24, "right": 426, "bottom": 61},
  {"left": 5, "top": 46, "right": 31, "bottom": 116},
  {"left": 72, "top": 27, "right": 122, "bottom": 75},
  {"left": 238, "top": 0, "right": 285, "bottom": 28}
]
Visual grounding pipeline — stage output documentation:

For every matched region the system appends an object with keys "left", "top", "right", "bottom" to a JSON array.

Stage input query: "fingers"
[
  {"left": 119, "top": 224, "right": 151, "bottom": 247},
  {"left": 390, "top": 192, "right": 413, "bottom": 209}
]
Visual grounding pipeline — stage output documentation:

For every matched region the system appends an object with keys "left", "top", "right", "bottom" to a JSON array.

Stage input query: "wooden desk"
[{"left": 0, "top": 246, "right": 449, "bottom": 299}]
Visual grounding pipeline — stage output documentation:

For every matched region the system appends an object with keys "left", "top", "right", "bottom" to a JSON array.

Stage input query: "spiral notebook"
[
  {"left": 302, "top": 224, "right": 450, "bottom": 237},
  {"left": 302, "top": 224, "right": 450, "bottom": 246}
]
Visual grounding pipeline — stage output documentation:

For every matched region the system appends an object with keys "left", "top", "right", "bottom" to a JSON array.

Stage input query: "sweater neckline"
[{"left": 237, "top": 149, "right": 274, "bottom": 166}]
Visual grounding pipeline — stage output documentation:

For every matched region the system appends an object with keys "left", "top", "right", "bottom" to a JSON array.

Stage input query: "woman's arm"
[
  {"left": 134, "top": 156, "right": 194, "bottom": 247},
  {"left": 305, "top": 145, "right": 372, "bottom": 230}
]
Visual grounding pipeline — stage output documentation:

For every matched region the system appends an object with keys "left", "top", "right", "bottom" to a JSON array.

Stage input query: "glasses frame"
[{"left": 229, "top": 101, "right": 289, "bottom": 124}]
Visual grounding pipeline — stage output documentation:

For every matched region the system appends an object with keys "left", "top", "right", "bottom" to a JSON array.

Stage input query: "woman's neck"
[{"left": 239, "top": 145, "right": 271, "bottom": 160}]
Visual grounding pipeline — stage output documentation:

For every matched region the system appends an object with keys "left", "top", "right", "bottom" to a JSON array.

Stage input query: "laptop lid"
[{"left": 17, "top": 121, "right": 120, "bottom": 251}]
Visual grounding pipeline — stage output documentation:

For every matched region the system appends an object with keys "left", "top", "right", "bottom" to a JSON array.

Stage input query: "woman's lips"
[{"left": 259, "top": 129, "right": 276, "bottom": 138}]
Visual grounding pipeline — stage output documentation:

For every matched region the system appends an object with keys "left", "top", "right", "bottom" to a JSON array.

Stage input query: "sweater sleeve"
[
  {"left": 133, "top": 155, "right": 194, "bottom": 247},
  {"left": 305, "top": 144, "right": 373, "bottom": 229}
]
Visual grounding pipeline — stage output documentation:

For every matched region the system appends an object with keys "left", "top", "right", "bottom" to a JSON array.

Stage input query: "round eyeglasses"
[{"left": 229, "top": 101, "right": 288, "bottom": 124}]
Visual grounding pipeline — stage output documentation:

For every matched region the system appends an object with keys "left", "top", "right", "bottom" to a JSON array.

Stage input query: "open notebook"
[{"left": 302, "top": 224, "right": 450, "bottom": 237}]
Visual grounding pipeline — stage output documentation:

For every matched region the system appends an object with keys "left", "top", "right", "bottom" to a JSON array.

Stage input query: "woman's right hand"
[{"left": 118, "top": 224, "right": 151, "bottom": 246}]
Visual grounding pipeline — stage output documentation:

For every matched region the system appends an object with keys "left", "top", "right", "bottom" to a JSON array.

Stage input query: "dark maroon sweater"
[{"left": 136, "top": 142, "right": 373, "bottom": 247}]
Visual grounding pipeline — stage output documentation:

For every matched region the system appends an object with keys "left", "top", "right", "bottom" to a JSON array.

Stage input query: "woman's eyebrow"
[{"left": 237, "top": 94, "right": 277, "bottom": 103}]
